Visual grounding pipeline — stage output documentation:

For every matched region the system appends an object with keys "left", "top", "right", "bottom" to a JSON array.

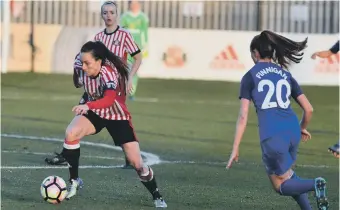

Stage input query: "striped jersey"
[
  {"left": 73, "top": 26, "right": 141, "bottom": 120},
  {"left": 75, "top": 57, "right": 130, "bottom": 120},
  {"left": 93, "top": 26, "right": 141, "bottom": 63}
]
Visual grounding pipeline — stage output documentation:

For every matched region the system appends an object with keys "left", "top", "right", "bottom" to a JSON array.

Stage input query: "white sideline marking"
[
  {"left": 1, "top": 133, "right": 161, "bottom": 166},
  {"left": 1, "top": 95, "right": 239, "bottom": 106},
  {"left": 2, "top": 150, "right": 124, "bottom": 161},
  {"left": 2, "top": 94, "right": 338, "bottom": 111},
  {"left": 1, "top": 134, "right": 337, "bottom": 170},
  {"left": 162, "top": 160, "right": 336, "bottom": 169},
  {"left": 1, "top": 165, "right": 124, "bottom": 170}
]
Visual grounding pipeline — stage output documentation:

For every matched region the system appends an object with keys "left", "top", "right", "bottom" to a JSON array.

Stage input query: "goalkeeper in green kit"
[{"left": 121, "top": 0, "right": 149, "bottom": 100}]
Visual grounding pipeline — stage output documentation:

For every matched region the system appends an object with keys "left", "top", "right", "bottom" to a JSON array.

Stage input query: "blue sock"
[
  {"left": 280, "top": 173, "right": 315, "bottom": 196},
  {"left": 292, "top": 193, "right": 312, "bottom": 210}
]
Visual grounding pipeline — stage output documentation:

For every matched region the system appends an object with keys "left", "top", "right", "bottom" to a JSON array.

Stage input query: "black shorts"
[{"left": 83, "top": 111, "right": 138, "bottom": 146}]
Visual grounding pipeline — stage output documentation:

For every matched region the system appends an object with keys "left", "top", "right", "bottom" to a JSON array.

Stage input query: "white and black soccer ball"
[{"left": 40, "top": 176, "right": 67, "bottom": 204}]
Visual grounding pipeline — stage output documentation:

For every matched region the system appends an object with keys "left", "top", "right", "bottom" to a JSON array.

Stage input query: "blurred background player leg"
[
  {"left": 129, "top": 72, "right": 139, "bottom": 101},
  {"left": 121, "top": 0, "right": 149, "bottom": 101}
]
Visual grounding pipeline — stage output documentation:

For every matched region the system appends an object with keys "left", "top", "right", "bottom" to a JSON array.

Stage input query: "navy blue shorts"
[{"left": 260, "top": 131, "right": 301, "bottom": 176}]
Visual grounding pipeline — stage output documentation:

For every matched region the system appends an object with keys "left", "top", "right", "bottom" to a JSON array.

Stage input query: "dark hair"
[
  {"left": 250, "top": 30, "right": 308, "bottom": 69},
  {"left": 80, "top": 41, "right": 129, "bottom": 81}
]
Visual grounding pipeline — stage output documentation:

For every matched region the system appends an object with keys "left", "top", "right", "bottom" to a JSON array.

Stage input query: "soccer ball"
[{"left": 40, "top": 176, "right": 67, "bottom": 204}]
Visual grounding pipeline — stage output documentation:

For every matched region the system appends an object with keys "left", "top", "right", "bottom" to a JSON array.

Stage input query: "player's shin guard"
[
  {"left": 62, "top": 139, "right": 80, "bottom": 181},
  {"left": 138, "top": 165, "right": 162, "bottom": 199}
]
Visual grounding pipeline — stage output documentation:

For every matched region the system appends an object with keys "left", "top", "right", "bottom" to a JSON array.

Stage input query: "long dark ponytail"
[
  {"left": 250, "top": 30, "right": 308, "bottom": 69},
  {"left": 80, "top": 41, "right": 129, "bottom": 81}
]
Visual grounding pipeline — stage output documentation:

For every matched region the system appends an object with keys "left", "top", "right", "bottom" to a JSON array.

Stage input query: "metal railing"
[{"left": 6, "top": 1, "right": 340, "bottom": 33}]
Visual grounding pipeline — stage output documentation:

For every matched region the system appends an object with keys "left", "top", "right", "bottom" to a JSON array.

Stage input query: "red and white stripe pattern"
[
  {"left": 93, "top": 26, "right": 140, "bottom": 63},
  {"left": 80, "top": 64, "right": 131, "bottom": 120}
]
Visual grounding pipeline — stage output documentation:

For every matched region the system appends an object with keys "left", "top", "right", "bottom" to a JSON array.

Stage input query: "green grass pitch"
[{"left": 1, "top": 73, "right": 339, "bottom": 210}]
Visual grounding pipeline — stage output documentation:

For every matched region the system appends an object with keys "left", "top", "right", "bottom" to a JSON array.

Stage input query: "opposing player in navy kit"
[
  {"left": 227, "top": 30, "right": 329, "bottom": 210},
  {"left": 311, "top": 40, "right": 339, "bottom": 158}
]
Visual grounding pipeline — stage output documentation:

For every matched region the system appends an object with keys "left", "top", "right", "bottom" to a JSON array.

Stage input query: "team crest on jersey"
[
  {"left": 113, "top": 40, "right": 121, "bottom": 46},
  {"left": 106, "top": 81, "right": 118, "bottom": 90}
]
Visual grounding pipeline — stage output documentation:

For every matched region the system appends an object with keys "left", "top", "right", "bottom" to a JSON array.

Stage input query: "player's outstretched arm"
[
  {"left": 295, "top": 94, "right": 313, "bottom": 142},
  {"left": 227, "top": 98, "right": 250, "bottom": 169},
  {"left": 311, "top": 50, "right": 333, "bottom": 59},
  {"left": 227, "top": 73, "right": 253, "bottom": 169},
  {"left": 311, "top": 40, "right": 339, "bottom": 59},
  {"left": 291, "top": 77, "right": 313, "bottom": 142}
]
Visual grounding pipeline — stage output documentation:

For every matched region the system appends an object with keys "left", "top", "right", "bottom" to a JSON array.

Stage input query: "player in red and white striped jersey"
[
  {"left": 57, "top": 41, "right": 167, "bottom": 208},
  {"left": 96, "top": 1, "right": 142, "bottom": 168},
  {"left": 96, "top": 1, "right": 142, "bottom": 94},
  {"left": 74, "top": 53, "right": 130, "bottom": 120},
  {"left": 46, "top": 1, "right": 142, "bottom": 169},
  {"left": 74, "top": 1, "right": 142, "bottom": 115}
]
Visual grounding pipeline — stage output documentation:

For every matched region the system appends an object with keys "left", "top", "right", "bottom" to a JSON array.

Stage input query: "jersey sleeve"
[
  {"left": 290, "top": 77, "right": 303, "bottom": 101},
  {"left": 93, "top": 31, "right": 103, "bottom": 41},
  {"left": 73, "top": 53, "right": 84, "bottom": 88},
  {"left": 124, "top": 31, "right": 141, "bottom": 57},
  {"left": 101, "top": 66, "right": 119, "bottom": 91},
  {"left": 330, "top": 41, "right": 339, "bottom": 54},
  {"left": 239, "top": 71, "right": 254, "bottom": 100},
  {"left": 93, "top": 34, "right": 99, "bottom": 41}
]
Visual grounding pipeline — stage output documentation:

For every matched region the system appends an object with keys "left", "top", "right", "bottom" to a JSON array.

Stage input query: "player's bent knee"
[
  {"left": 65, "top": 116, "right": 95, "bottom": 141},
  {"left": 271, "top": 171, "right": 293, "bottom": 193},
  {"left": 65, "top": 127, "right": 83, "bottom": 141},
  {"left": 269, "top": 178, "right": 282, "bottom": 193}
]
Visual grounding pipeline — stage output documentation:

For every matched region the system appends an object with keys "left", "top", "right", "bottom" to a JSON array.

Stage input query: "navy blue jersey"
[
  {"left": 330, "top": 41, "right": 339, "bottom": 54},
  {"left": 239, "top": 62, "right": 303, "bottom": 140}
]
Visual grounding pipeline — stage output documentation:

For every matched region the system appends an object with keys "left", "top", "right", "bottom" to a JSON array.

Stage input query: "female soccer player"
[
  {"left": 227, "top": 30, "right": 329, "bottom": 210},
  {"left": 45, "top": 1, "right": 141, "bottom": 168},
  {"left": 311, "top": 41, "right": 339, "bottom": 159},
  {"left": 60, "top": 41, "right": 167, "bottom": 208}
]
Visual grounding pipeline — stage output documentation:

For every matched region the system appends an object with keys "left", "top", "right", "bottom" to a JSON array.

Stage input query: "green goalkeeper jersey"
[{"left": 120, "top": 11, "right": 149, "bottom": 63}]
